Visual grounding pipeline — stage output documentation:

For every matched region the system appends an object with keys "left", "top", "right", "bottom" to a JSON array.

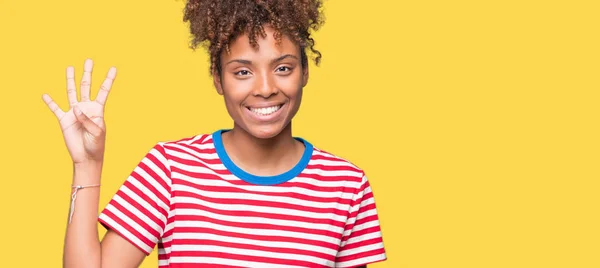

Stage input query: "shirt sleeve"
[
  {"left": 98, "top": 143, "right": 172, "bottom": 255},
  {"left": 335, "top": 173, "right": 387, "bottom": 267}
]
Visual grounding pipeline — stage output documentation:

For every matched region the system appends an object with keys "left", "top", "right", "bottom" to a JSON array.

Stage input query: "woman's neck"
[{"left": 221, "top": 123, "right": 305, "bottom": 177}]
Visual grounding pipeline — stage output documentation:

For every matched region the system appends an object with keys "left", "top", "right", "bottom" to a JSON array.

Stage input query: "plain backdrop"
[{"left": 0, "top": 0, "right": 598, "bottom": 267}]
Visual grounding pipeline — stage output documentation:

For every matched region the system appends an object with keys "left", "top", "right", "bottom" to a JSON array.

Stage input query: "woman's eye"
[
  {"left": 235, "top": 70, "right": 250, "bottom": 76},
  {"left": 277, "top": 66, "right": 292, "bottom": 72}
]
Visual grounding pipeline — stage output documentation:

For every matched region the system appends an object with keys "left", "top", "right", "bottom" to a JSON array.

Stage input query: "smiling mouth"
[{"left": 246, "top": 104, "right": 284, "bottom": 116}]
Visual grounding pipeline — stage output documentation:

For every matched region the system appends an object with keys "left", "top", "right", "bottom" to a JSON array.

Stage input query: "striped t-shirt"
[{"left": 98, "top": 129, "right": 387, "bottom": 267}]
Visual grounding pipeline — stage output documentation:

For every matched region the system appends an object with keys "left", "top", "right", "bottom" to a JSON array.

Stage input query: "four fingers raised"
[{"left": 45, "top": 61, "right": 116, "bottom": 120}]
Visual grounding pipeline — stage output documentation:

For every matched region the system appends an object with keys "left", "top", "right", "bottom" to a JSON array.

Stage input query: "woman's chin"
[{"left": 245, "top": 123, "right": 288, "bottom": 140}]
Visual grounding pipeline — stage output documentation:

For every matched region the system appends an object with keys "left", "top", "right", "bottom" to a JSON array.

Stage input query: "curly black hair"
[{"left": 183, "top": 0, "right": 325, "bottom": 76}]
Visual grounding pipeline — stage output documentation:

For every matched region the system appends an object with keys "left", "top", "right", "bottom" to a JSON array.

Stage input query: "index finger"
[{"left": 94, "top": 67, "right": 117, "bottom": 106}]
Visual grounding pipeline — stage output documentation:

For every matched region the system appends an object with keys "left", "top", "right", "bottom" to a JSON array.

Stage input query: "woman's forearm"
[{"left": 63, "top": 161, "right": 103, "bottom": 268}]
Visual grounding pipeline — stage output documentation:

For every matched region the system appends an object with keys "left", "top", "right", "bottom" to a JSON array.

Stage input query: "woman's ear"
[{"left": 213, "top": 69, "right": 224, "bottom": 95}]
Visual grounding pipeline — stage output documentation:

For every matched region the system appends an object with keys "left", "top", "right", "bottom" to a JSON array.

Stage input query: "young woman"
[{"left": 43, "top": 0, "right": 387, "bottom": 267}]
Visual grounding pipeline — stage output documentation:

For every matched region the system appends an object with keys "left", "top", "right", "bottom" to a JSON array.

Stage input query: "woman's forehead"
[{"left": 225, "top": 27, "right": 300, "bottom": 59}]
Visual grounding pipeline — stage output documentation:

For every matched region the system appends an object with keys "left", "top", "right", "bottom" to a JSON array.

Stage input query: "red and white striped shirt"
[{"left": 99, "top": 129, "right": 387, "bottom": 267}]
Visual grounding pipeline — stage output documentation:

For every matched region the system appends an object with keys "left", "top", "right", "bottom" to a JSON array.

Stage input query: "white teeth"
[{"left": 250, "top": 105, "right": 281, "bottom": 116}]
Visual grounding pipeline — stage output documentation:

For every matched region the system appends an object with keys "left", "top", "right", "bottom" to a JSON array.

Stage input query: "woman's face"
[{"left": 213, "top": 25, "right": 308, "bottom": 139}]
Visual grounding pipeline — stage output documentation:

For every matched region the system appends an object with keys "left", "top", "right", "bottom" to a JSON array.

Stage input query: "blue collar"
[{"left": 212, "top": 129, "right": 313, "bottom": 185}]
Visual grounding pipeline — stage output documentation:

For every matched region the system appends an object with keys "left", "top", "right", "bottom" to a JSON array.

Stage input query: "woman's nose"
[{"left": 253, "top": 73, "right": 279, "bottom": 98}]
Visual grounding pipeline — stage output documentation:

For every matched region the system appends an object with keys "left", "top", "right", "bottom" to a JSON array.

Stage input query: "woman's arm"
[
  {"left": 43, "top": 59, "right": 147, "bottom": 267},
  {"left": 100, "top": 230, "right": 146, "bottom": 267},
  {"left": 62, "top": 162, "right": 102, "bottom": 267},
  {"left": 62, "top": 161, "right": 146, "bottom": 268}
]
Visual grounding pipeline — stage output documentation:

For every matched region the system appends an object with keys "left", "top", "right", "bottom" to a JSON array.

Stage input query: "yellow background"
[{"left": 0, "top": 0, "right": 598, "bottom": 267}]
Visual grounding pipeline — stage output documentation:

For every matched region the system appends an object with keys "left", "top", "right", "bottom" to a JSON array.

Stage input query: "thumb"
[{"left": 73, "top": 106, "right": 104, "bottom": 138}]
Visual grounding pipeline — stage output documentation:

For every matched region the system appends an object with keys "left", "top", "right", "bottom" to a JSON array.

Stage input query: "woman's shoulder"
[{"left": 308, "top": 145, "right": 367, "bottom": 181}]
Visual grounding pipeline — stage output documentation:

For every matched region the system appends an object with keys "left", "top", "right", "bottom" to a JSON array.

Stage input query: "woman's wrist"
[
  {"left": 74, "top": 159, "right": 103, "bottom": 168},
  {"left": 72, "top": 160, "right": 103, "bottom": 185}
]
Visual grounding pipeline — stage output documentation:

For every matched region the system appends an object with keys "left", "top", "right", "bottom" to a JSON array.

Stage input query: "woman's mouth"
[
  {"left": 247, "top": 104, "right": 283, "bottom": 116},
  {"left": 244, "top": 103, "right": 285, "bottom": 122}
]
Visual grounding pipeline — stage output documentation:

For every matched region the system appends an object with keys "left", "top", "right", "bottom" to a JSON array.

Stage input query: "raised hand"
[{"left": 42, "top": 59, "right": 117, "bottom": 164}]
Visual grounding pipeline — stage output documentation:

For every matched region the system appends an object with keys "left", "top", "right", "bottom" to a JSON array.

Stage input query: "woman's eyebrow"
[
  {"left": 271, "top": 54, "right": 298, "bottom": 64},
  {"left": 225, "top": 59, "right": 252, "bottom": 66},
  {"left": 225, "top": 54, "right": 298, "bottom": 66}
]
